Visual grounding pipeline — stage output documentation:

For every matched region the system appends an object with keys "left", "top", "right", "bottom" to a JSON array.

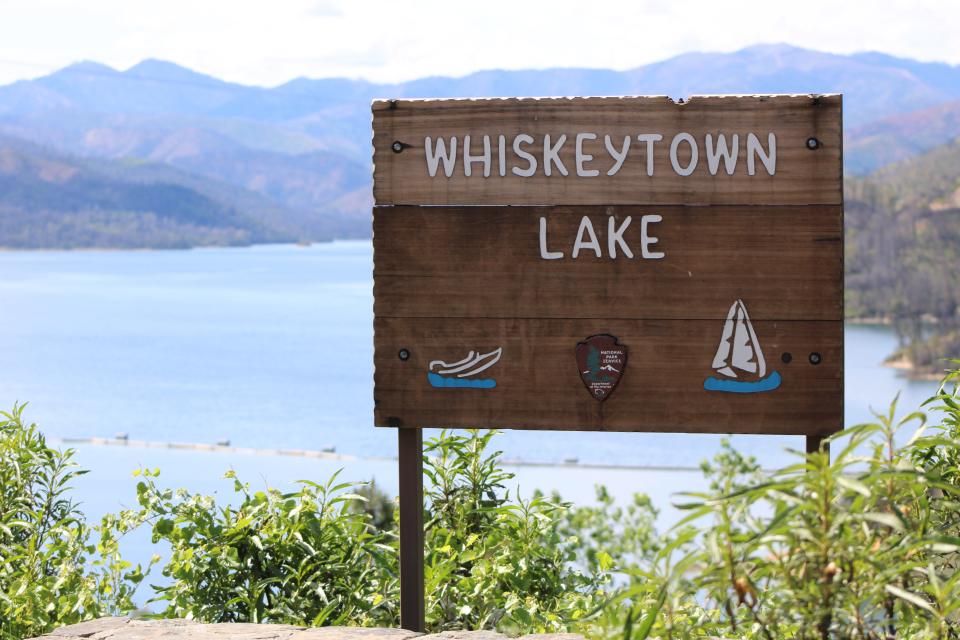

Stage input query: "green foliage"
[
  {"left": 422, "top": 431, "right": 607, "bottom": 633},
  {"left": 351, "top": 480, "right": 396, "bottom": 533},
  {"left": 120, "top": 431, "right": 613, "bottom": 632},
  {"left": 0, "top": 404, "right": 147, "bottom": 640},
  {"left": 5, "top": 366, "right": 960, "bottom": 639},
  {"left": 610, "top": 370, "right": 960, "bottom": 639},
  {"left": 549, "top": 487, "right": 664, "bottom": 637},
  {"left": 124, "top": 469, "right": 397, "bottom": 625}
]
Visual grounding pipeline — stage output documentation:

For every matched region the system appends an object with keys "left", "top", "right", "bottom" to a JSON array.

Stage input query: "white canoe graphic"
[
  {"left": 429, "top": 348, "right": 502, "bottom": 378},
  {"left": 711, "top": 299, "right": 766, "bottom": 379}
]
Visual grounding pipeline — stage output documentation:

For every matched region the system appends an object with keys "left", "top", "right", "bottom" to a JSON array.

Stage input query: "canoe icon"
[{"left": 427, "top": 348, "right": 502, "bottom": 389}]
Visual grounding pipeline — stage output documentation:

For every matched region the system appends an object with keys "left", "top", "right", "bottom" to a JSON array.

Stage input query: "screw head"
[
  {"left": 809, "top": 352, "right": 822, "bottom": 365},
  {"left": 391, "top": 141, "right": 404, "bottom": 153},
  {"left": 806, "top": 137, "right": 820, "bottom": 150},
  {"left": 398, "top": 348, "right": 410, "bottom": 361},
  {"left": 781, "top": 352, "right": 793, "bottom": 364}
]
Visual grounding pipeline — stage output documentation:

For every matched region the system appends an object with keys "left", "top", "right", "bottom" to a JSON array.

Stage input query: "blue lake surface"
[
  {"left": 0, "top": 241, "right": 947, "bottom": 593},
  {"left": 0, "top": 241, "right": 942, "bottom": 468}
]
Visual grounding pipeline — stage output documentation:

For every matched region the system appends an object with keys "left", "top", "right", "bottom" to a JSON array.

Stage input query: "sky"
[{"left": 0, "top": 0, "right": 959, "bottom": 87}]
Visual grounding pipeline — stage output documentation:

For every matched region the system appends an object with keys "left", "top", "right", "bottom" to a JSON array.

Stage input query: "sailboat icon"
[{"left": 703, "top": 299, "right": 782, "bottom": 393}]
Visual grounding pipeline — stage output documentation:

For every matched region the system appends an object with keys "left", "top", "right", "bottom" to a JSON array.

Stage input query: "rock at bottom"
[{"left": 30, "top": 618, "right": 585, "bottom": 640}]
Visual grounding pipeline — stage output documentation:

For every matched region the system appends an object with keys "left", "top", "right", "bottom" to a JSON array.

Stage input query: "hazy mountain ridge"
[
  {"left": 849, "top": 137, "right": 960, "bottom": 212},
  {"left": 2, "top": 43, "right": 960, "bottom": 247},
  {"left": 0, "top": 135, "right": 328, "bottom": 248},
  {"left": 846, "top": 99, "right": 960, "bottom": 174}
]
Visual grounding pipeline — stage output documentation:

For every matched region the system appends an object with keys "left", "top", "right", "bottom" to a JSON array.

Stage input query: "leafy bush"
[
  {"left": 611, "top": 366, "right": 960, "bottom": 639},
  {"left": 422, "top": 430, "right": 607, "bottom": 632},
  {"left": 0, "top": 404, "right": 146, "bottom": 640},
  {"left": 4, "top": 365, "right": 960, "bottom": 639},
  {"left": 119, "top": 430, "right": 611, "bottom": 632},
  {"left": 120, "top": 469, "right": 397, "bottom": 625}
]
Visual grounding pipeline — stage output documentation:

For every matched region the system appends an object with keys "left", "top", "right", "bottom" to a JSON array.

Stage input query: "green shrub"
[
  {"left": 422, "top": 430, "right": 609, "bottom": 632},
  {"left": 4, "top": 364, "right": 960, "bottom": 639},
  {"left": 613, "top": 366, "right": 960, "bottom": 639},
  {"left": 122, "top": 430, "right": 613, "bottom": 632},
  {"left": 122, "top": 469, "right": 397, "bottom": 625},
  {"left": 0, "top": 404, "right": 146, "bottom": 640}
]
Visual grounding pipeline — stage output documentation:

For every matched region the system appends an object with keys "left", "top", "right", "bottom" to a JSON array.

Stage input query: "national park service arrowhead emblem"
[{"left": 576, "top": 334, "right": 627, "bottom": 401}]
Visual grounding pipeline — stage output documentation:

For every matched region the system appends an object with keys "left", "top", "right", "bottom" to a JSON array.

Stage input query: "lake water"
[{"left": 0, "top": 241, "right": 945, "bottom": 517}]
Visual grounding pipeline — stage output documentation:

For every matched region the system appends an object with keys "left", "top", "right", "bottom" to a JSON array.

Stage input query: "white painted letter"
[
  {"left": 539, "top": 216, "right": 564, "bottom": 259},
  {"left": 462, "top": 134, "right": 491, "bottom": 177},
  {"left": 608, "top": 215, "right": 633, "bottom": 259},
  {"left": 747, "top": 132, "right": 776, "bottom": 176},
  {"left": 640, "top": 214, "right": 665, "bottom": 259},
  {"left": 424, "top": 136, "right": 457, "bottom": 178},
  {"left": 705, "top": 133, "right": 739, "bottom": 176},
  {"left": 543, "top": 134, "right": 569, "bottom": 177},
  {"left": 636, "top": 134, "right": 663, "bottom": 176},
  {"left": 572, "top": 216, "right": 601, "bottom": 258},
  {"left": 575, "top": 133, "right": 599, "bottom": 177},
  {"left": 669, "top": 133, "right": 698, "bottom": 176},
  {"left": 512, "top": 134, "right": 537, "bottom": 177},
  {"left": 497, "top": 134, "right": 506, "bottom": 176},
  {"left": 604, "top": 135, "right": 631, "bottom": 176}
]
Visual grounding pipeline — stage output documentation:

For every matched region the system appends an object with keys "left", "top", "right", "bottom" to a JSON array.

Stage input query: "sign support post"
[
  {"left": 398, "top": 427, "right": 425, "bottom": 632},
  {"left": 806, "top": 434, "right": 830, "bottom": 457}
]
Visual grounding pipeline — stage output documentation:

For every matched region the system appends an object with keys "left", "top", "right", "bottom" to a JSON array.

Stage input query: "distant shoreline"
[
  {"left": 0, "top": 239, "right": 356, "bottom": 253},
  {"left": 883, "top": 353, "right": 946, "bottom": 381},
  {"left": 847, "top": 318, "right": 949, "bottom": 381},
  {"left": 55, "top": 435, "right": 706, "bottom": 472},
  {"left": 846, "top": 316, "right": 893, "bottom": 326}
]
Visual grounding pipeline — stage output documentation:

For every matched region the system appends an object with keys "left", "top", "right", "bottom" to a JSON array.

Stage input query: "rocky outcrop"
[{"left": 30, "top": 618, "right": 585, "bottom": 640}]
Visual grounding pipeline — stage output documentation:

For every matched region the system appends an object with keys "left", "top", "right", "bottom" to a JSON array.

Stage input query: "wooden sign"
[{"left": 372, "top": 95, "right": 843, "bottom": 437}]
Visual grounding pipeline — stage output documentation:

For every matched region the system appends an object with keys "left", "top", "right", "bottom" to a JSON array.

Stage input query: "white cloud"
[
  {"left": 306, "top": 1, "right": 344, "bottom": 18},
  {"left": 0, "top": 0, "right": 957, "bottom": 86}
]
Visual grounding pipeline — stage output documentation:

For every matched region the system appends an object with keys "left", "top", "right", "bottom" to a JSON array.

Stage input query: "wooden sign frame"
[{"left": 371, "top": 95, "right": 844, "bottom": 630}]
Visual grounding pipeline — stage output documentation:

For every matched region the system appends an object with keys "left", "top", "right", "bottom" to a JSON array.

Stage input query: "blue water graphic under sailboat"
[
  {"left": 428, "top": 347, "right": 502, "bottom": 389},
  {"left": 703, "top": 300, "right": 781, "bottom": 393}
]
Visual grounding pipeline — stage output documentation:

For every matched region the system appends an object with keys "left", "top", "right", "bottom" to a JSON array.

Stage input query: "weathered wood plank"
[
  {"left": 373, "top": 205, "right": 842, "bottom": 321},
  {"left": 372, "top": 95, "right": 842, "bottom": 206},
  {"left": 374, "top": 317, "right": 842, "bottom": 435}
]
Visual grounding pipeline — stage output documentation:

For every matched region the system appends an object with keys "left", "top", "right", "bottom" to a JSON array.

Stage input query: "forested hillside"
[
  {"left": 846, "top": 141, "right": 960, "bottom": 374},
  {"left": 0, "top": 136, "right": 307, "bottom": 248}
]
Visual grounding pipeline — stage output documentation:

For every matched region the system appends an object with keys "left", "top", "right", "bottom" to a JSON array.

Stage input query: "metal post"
[{"left": 398, "top": 427, "right": 425, "bottom": 632}]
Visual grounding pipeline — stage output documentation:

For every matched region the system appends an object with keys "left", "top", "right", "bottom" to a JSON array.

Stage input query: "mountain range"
[{"left": 3, "top": 43, "right": 960, "bottom": 247}]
